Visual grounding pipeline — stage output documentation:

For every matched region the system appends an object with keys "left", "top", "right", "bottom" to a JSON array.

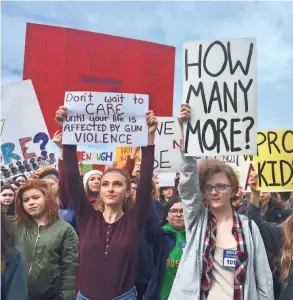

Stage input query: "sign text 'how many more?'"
[
  {"left": 62, "top": 92, "right": 149, "bottom": 146},
  {"left": 184, "top": 38, "right": 257, "bottom": 156}
]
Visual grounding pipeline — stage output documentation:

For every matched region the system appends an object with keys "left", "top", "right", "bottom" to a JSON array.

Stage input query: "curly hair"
[
  {"left": 15, "top": 179, "right": 59, "bottom": 226},
  {"left": 280, "top": 213, "right": 293, "bottom": 280},
  {"left": 198, "top": 159, "right": 239, "bottom": 194}
]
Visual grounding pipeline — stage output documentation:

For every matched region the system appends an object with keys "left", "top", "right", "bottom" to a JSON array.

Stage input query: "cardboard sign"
[
  {"left": 23, "top": 23, "right": 175, "bottom": 137},
  {"left": 154, "top": 117, "right": 182, "bottom": 171},
  {"left": 62, "top": 92, "right": 148, "bottom": 146},
  {"left": 0, "top": 80, "right": 55, "bottom": 180},
  {"left": 183, "top": 38, "right": 257, "bottom": 156},
  {"left": 253, "top": 130, "right": 293, "bottom": 191},
  {"left": 115, "top": 146, "right": 141, "bottom": 169}
]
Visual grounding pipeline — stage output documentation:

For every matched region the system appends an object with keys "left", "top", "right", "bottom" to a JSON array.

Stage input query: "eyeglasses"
[
  {"left": 204, "top": 183, "right": 231, "bottom": 194},
  {"left": 169, "top": 209, "right": 184, "bottom": 216}
]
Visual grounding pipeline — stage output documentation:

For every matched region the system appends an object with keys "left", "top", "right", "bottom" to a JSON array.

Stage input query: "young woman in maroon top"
[{"left": 55, "top": 106, "right": 157, "bottom": 300}]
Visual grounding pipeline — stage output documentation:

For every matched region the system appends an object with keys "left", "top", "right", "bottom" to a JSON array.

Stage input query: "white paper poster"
[
  {"left": 183, "top": 38, "right": 257, "bottom": 156},
  {"left": 62, "top": 92, "right": 149, "bottom": 146},
  {"left": 1, "top": 80, "right": 54, "bottom": 180},
  {"left": 154, "top": 117, "right": 182, "bottom": 172},
  {"left": 157, "top": 172, "right": 177, "bottom": 187}
]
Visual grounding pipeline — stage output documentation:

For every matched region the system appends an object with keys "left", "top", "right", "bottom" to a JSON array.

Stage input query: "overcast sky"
[{"left": 1, "top": 0, "right": 293, "bottom": 131}]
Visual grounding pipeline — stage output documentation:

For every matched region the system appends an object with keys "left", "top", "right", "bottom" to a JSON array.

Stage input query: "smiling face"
[
  {"left": 22, "top": 188, "right": 47, "bottom": 219},
  {"left": 88, "top": 174, "right": 102, "bottom": 193},
  {"left": 99, "top": 171, "right": 130, "bottom": 207},
  {"left": 0, "top": 189, "right": 15, "bottom": 206},
  {"left": 204, "top": 173, "right": 234, "bottom": 210},
  {"left": 166, "top": 202, "right": 185, "bottom": 231}
]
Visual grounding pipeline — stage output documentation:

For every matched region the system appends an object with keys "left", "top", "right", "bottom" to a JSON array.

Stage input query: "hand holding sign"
[
  {"left": 177, "top": 104, "right": 191, "bottom": 125},
  {"left": 146, "top": 110, "right": 158, "bottom": 145},
  {"left": 55, "top": 106, "right": 67, "bottom": 126},
  {"left": 53, "top": 130, "right": 63, "bottom": 148}
]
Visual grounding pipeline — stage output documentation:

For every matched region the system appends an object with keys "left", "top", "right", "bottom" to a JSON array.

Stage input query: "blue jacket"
[
  {"left": 143, "top": 202, "right": 176, "bottom": 300},
  {"left": 1, "top": 246, "right": 28, "bottom": 300}
]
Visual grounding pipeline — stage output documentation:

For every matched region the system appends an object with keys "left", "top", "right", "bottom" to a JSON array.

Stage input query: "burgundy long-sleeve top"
[{"left": 63, "top": 145, "right": 154, "bottom": 300}]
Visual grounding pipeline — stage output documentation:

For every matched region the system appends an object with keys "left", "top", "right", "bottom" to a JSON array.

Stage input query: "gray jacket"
[{"left": 168, "top": 153, "right": 274, "bottom": 300}]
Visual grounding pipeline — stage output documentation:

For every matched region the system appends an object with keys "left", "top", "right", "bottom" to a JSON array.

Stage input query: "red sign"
[{"left": 23, "top": 23, "right": 175, "bottom": 136}]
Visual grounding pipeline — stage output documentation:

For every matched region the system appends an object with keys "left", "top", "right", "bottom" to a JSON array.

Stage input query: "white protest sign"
[
  {"left": 154, "top": 117, "right": 182, "bottom": 172},
  {"left": 1, "top": 80, "right": 54, "bottom": 181},
  {"left": 157, "top": 172, "right": 176, "bottom": 187},
  {"left": 183, "top": 38, "right": 257, "bottom": 156},
  {"left": 62, "top": 92, "right": 149, "bottom": 146}
]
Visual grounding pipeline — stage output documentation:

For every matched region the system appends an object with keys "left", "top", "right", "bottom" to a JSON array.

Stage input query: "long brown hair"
[
  {"left": 15, "top": 179, "right": 59, "bottom": 226},
  {"left": 280, "top": 213, "right": 293, "bottom": 280}
]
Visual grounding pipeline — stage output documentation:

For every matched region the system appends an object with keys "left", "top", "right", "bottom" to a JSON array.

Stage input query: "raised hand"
[
  {"left": 177, "top": 104, "right": 191, "bottom": 126},
  {"left": 146, "top": 110, "right": 158, "bottom": 145},
  {"left": 55, "top": 106, "right": 67, "bottom": 126},
  {"left": 53, "top": 130, "right": 63, "bottom": 148},
  {"left": 248, "top": 171, "right": 258, "bottom": 193}
]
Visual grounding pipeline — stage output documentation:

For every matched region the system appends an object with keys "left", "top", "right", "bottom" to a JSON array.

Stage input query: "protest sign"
[
  {"left": 0, "top": 80, "right": 55, "bottom": 181},
  {"left": 77, "top": 147, "right": 115, "bottom": 165},
  {"left": 62, "top": 92, "right": 148, "bottom": 146},
  {"left": 253, "top": 130, "right": 293, "bottom": 191},
  {"left": 154, "top": 117, "right": 182, "bottom": 172},
  {"left": 23, "top": 23, "right": 175, "bottom": 137},
  {"left": 157, "top": 172, "right": 176, "bottom": 187},
  {"left": 183, "top": 38, "right": 257, "bottom": 156},
  {"left": 115, "top": 146, "right": 141, "bottom": 169}
]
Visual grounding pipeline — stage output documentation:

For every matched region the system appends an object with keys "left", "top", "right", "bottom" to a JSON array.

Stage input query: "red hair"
[{"left": 15, "top": 179, "right": 59, "bottom": 226}]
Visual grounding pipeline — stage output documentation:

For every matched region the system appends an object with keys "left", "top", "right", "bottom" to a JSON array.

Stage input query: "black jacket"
[
  {"left": 262, "top": 200, "right": 292, "bottom": 224},
  {"left": 247, "top": 204, "right": 293, "bottom": 300}
]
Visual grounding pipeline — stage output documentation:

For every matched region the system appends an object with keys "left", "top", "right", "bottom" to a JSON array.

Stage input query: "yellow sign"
[
  {"left": 254, "top": 129, "right": 293, "bottom": 191},
  {"left": 115, "top": 146, "right": 141, "bottom": 171}
]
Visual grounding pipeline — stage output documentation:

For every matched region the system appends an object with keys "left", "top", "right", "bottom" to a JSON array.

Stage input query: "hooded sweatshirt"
[{"left": 159, "top": 223, "right": 186, "bottom": 300}]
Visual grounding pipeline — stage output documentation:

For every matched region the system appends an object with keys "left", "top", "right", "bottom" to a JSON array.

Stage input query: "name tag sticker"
[
  {"left": 223, "top": 249, "right": 237, "bottom": 269},
  {"left": 180, "top": 242, "right": 186, "bottom": 251}
]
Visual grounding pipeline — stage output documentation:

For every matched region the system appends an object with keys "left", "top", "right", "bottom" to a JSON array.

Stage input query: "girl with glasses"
[{"left": 143, "top": 196, "right": 186, "bottom": 300}]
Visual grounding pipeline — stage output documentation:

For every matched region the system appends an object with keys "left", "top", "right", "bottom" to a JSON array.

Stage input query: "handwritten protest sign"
[
  {"left": 77, "top": 147, "right": 115, "bottom": 165},
  {"left": 154, "top": 117, "right": 182, "bottom": 171},
  {"left": 0, "top": 80, "right": 55, "bottom": 180},
  {"left": 252, "top": 130, "right": 293, "bottom": 191},
  {"left": 183, "top": 38, "right": 257, "bottom": 156},
  {"left": 115, "top": 146, "right": 141, "bottom": 169},
  {"left": 23, "top": 23, "right": 175, "bottom": 137},
  {"left": 62, "top": 92, "right": 148, "bottom": 146}
]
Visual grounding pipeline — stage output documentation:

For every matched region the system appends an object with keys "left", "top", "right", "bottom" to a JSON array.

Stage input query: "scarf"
[{"left": 200, "top": 209, "right": 248, "bottom": 300}]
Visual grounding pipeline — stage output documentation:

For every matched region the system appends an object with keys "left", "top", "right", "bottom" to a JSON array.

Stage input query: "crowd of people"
[{"left": 1, "top": 104, "right": 293, "bottom": 300}]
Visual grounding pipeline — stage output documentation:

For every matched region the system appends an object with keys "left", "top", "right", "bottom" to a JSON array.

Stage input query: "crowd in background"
[{"left": 1, "top": 104, "right": 293, "bottom": 300}]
